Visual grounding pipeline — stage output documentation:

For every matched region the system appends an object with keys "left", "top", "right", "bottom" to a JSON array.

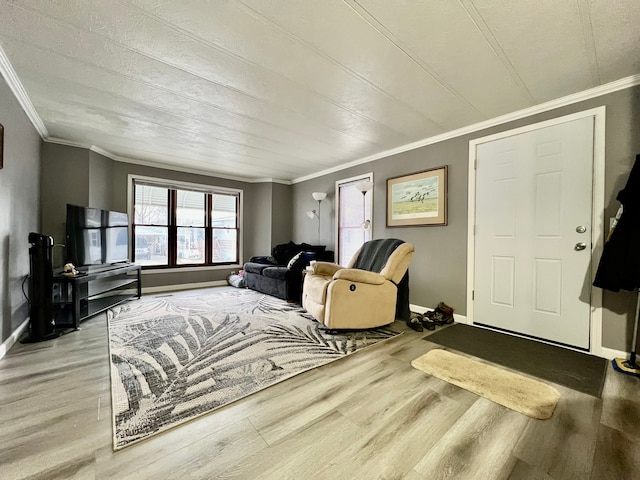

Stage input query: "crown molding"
[
  {"left": 89, "top": 145, "right": 118, "bottom": 160},
  {"left": 44, "top": 136, "right": 90, "bottom": 149},
  {"left": 251, "top": 177, "right": 291, "bottom": 185},
  {"left": 291, "top": 73, "right": 640, "bottom": 184},
  {"left": 87, "top": 143, "right": 290, "bottom": 184},
  {"left": 0, "top": 45, "right": 48, "bottom": 137},
  {"left": 108, "top": 151, "right": 285, "bottom": 183}
]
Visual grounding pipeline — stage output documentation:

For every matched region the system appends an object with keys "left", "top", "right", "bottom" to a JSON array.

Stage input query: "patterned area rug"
[{"left": 108, "top": 287, "right": 400, "bottom": 449}]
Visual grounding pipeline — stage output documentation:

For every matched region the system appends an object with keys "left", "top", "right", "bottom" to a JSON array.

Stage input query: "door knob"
[
  {"left": 576, "top": 225, "right": 587, "bottom": 233},
  {"left": 574, "top": 242, "right": 587, "bottom": 251}
]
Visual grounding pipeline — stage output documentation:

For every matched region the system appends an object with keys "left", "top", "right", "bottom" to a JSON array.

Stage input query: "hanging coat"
[{"left": 593, "top": 154, "right": 640, "bottom": 292}]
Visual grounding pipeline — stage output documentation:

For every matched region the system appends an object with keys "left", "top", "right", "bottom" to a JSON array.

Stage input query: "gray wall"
[
  {"left": 271, "top": 182, "right": 293, "bottom": 246},
  {"left": 294, "top": 181, "right": 335, "bottom": 247},
  {"left": 41, "top": 143, "right": 91, "bottom": 267},
  {"left": 89, "top": 150, "right": 114, "bottom": 210},
  {"left": 293, "top": 85, "right": 640, "bottom": 353},
  {"left": 39, "top": 148, "right": 288, "bottom": 290},
  {"left": 0, "top": 77, "right": 42, "bottom": 344},
  {"left": 242, "top": 182, "right": 292, "bottom": 254},
  {"left": 245, "top": 182, "right": 273, "bottom": 259}
]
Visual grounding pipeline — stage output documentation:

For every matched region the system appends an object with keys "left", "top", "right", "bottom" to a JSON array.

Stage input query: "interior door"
[
  {"left": 336, "top": 174, "right": 372, "bottom": 266},
  {"left": 473, "top": 116, "right": 594, "bottom": 349}
]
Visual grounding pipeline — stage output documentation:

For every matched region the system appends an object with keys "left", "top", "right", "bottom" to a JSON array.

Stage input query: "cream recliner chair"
[{"left": 302, "top": 239, "right": 414, "bottom": 329}]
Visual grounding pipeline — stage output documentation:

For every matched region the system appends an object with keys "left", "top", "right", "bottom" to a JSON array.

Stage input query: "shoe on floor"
[
  {"left": 425, "top": 309, "right": 453, "bottom": 326},
  {"left": 425, "top": 302, "right": 455, "bottom": 325},
  {"left": 436, "top": 301, "right": 454, "bottom": 315},
  {"left": 407, "top": 317, "right": 423, "bottom": 332},
  {"left": 429, "top": 311, "right": 454, "bottom": 325},
  {"left": 418, "top": 314, "right": 436, "bottom": 330},
  {"left": 407, "top": 312, "right": 423, "bottom": 332}
]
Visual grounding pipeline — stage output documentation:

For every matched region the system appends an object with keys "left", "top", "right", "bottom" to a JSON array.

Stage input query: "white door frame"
[
  {"left": 466, "top": 106, "right": 606, "bottom": 356},
  {"left": 334, "top": 172, "right": 374, "bottom": 265}
]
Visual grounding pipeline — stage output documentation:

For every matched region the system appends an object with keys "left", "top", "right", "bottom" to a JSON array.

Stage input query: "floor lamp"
[
  {"left": 354, "top": 180, "right": 373, "bottom": 231},
  {"left": 306, "top": 192, "right": 327, "bottom": 243}
]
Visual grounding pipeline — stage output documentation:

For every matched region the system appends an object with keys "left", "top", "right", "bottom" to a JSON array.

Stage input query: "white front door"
[{"left": 473, "top": 116, "right": 594, "bottom": 349}]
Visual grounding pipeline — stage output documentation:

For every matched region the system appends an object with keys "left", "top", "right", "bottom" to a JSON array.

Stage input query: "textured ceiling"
[{"left": 1, "top": 0, "right": 639, "bottom": 182}]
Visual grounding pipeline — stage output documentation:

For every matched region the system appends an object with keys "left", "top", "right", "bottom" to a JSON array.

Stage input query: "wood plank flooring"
[{"left": 1, "top": 302, "right": 639, "bottom": 480}]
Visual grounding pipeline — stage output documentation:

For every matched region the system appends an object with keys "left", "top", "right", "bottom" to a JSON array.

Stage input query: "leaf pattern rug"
[{"left": 108, "top": 287, "right": 400, "bottom": 449}]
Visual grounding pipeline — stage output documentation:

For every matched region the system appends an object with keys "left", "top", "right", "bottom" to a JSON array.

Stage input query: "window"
[
  {"left": 336, "top": 173, "right": 373, "bottom": 266},
  {"left": 131, "top": 178, "right": 241, "bottom": 268}
]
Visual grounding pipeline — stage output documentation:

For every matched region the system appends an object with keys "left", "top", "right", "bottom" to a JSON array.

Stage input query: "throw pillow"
[
  {"left": 301, "top": 243, "right": 326, "bottom": 257},
  {"left": 273, "top": 241, "right": 301, "bottom": 265},
  {"left": 287, "top": 251, "right": 318, "bottom": 270},
  {"left": 302, "top": 251, "right": 318, "bottom": 263},
  {"left": 287, "top": 252, "right": 306, "bottom": 270},
  {"left": 271, "top": 243, "right": 289, "bottom": 265}
]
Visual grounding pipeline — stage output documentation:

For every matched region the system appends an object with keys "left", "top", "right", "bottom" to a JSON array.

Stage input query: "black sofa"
[{"left": 243, "top": 241, "right": 334, "bottom": 302}]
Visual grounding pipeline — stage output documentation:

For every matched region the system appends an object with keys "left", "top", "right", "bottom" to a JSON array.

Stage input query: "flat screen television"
[{"left": 65, "top": 204, "right": 130, "bottom": 266}]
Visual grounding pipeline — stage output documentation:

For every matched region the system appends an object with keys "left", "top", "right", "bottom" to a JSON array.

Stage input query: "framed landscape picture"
[{"left": 386, "top": 166, "right": 448, "bottom": 227}]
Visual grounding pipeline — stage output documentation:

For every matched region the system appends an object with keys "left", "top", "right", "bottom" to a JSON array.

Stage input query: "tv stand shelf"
[{"left": 53, "top": 263, "right": 141, "bottom": 330}]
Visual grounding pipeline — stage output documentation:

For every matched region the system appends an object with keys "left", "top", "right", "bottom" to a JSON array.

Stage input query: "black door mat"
[{"left": 424, "top": 323, "right": 608, "bottom": 397}]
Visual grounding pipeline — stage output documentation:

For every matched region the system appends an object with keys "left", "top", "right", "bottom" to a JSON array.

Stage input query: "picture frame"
[
  {"left": 0, "top": 123, "right": 3, "bottom": 169},
  {"left": 386, "top": 165, "right": 448, "bottom": 227}
]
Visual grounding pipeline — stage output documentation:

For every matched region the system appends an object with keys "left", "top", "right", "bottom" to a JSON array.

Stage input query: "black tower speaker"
[{"left": 23, "top": 232, "right": 62, "bottom": 342}]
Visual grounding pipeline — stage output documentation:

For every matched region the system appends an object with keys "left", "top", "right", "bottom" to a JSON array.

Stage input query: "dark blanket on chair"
[
  {"left": 353, "top": 238, "right": 404, "bottom": 273},
  {"left": 353, "top": 238, "right": 411, "bottom": 321}
]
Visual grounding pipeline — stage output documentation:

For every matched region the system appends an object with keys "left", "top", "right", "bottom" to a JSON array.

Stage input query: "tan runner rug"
[
  {"left": 411, "top": 349, "right": 560, "bottom": 419},
  {"left": 423, "top": 323, "right": 606, "bottom": 397}
]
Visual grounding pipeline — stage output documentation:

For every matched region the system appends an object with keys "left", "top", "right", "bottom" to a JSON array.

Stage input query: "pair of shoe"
[
  {"left": 407, "top": 315, "right": 424, "bottom": 332},
  {"left": 408, "top": 312, "right": 438, "bottom": 332},
  {"left": 419, "top": 314, "right": 437, "bottom": 330},
  {"left": 424, "top": 301, "right": 455, "bottom": 326}
]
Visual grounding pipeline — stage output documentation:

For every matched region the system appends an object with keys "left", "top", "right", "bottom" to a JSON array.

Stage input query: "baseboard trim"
[
  {"left": 140, "top": 280, "right": 228, "bottom": 295},
  {"left": 118, "top": 280, "right": 228, "bottom": 296},
  {"left": 601, "top": 347, "right": 629, "bottom": 361},
  {"left": 409, "top": 303, "right": 429, "bottom": 314},
  {"left": 409, "top": 303, "right": 467, "bottom": 324},
  {"left": 0, "top": 319, "right": 30, "bottom": 361}
]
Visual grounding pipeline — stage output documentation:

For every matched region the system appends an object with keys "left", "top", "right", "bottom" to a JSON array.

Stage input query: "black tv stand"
[{"left": 52, "top": 263, "right": 141, "bottom": 330}]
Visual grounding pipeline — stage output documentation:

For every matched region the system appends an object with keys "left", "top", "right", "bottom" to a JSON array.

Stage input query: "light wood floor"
[{"left": 1, "top": 302, "right": 640, "bottom": 480}]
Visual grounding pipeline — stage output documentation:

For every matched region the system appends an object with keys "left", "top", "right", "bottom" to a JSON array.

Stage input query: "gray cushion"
[
  {"left": 243, "top": 262, "right": 271, "bottom": 275},
  {"left": 262, "top": 266, "right": 289, "bottom": 280}
]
